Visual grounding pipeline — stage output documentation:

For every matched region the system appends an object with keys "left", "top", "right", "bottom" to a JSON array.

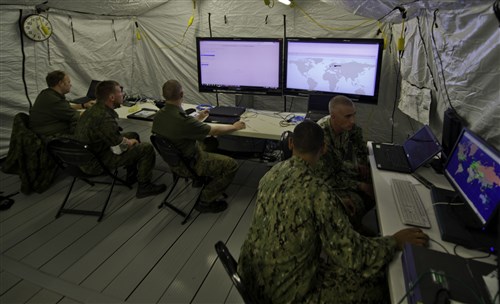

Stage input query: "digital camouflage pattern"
[
  {"left": 315, "top": 116, "right": 368, "bottom": 190},
  {"left": 74, "top": 102, "right": 155, "bottom": 183},
  {"left": 153, "top": 103, "right": 237, "bottom": 202},
  {"left": 238, "top": 156, "right": 396, "bottom": 303},
  {"left": 315, "top": 117, "right": 372, "bottom": 225}
]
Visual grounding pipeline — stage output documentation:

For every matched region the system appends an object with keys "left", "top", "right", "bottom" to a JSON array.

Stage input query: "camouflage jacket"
[
  {"left": 238, "top": 156, "right": 396, "bottom": 303},
  {"left": 316, "top": 118, "right": 368, "bottom": 190},
  {"left": 2, "top": 113, "right": 58, "bottom": 194}
]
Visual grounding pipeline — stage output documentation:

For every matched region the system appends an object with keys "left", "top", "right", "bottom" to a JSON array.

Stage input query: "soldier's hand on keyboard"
[{"left": 392, "top": 227, "right": 429, "bottom": 250}]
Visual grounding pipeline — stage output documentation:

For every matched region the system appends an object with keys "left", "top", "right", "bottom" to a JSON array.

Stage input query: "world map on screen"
[
  {"left": 287, "top": 57, "right": 377, "bottom": 95},
  {"left": 448, "top": 136, "right": 500, "bottom": 220}
]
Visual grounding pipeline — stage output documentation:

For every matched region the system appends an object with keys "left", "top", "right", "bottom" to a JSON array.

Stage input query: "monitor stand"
[{"left": 430, "top": 187, "right": 498, "bottom": 254}]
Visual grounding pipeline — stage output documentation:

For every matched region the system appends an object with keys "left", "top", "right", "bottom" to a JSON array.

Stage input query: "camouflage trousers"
[
  {"left": 99, "top": 142, "right": 156, "bottom": 184},
  {"left": 172, "top": 151, "right": 238, "bottom": 203}
]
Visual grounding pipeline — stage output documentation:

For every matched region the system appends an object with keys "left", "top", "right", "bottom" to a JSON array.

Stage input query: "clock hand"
[{"left": 37, "top": 16, "right": 50, "bottom": 36}]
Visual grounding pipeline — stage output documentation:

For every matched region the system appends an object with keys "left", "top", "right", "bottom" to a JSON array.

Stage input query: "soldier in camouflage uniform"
[
  {"left": 315, "top": 95, "right": 374, "bottom": 228},
  {"left": 152, "top": 80, "right": 246, "bottom": 213},
  {"left": 238, "top": 120, "right": 429, "bottom": 303},
  {"left": 74, "top": 80, "right": 166, "bottom": 198}
]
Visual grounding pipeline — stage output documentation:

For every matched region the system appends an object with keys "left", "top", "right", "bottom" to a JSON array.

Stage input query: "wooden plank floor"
[{"left": 0, "top": 118, "right": 272, "bottom": 304}]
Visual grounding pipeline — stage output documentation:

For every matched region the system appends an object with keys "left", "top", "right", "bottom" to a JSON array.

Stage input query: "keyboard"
[{"left": 391, "top": 179, "right": 431, "bottom": 228}]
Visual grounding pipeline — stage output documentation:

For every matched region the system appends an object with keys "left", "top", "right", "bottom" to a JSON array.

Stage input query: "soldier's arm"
[{"left": 314, "top": 190, "right": 397, "bottom": 276}]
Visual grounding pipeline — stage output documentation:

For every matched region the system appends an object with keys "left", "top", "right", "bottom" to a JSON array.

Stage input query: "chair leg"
[
  {"left": 56, "top": 177, "right": 77, "bottom": 219},
  {"left": 181, "top": 184, "right": 207, "bottom": 225},
  {"left": 158, "top": 175, "right": 179, "bottom": 209},
  {"left": 97, "top": 170, "right": 119, "bottom": 222}
]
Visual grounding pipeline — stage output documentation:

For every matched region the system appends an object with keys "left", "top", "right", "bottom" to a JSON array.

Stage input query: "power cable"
[{"left": 18, "top": 10, "right": 32, "bottom": 108}]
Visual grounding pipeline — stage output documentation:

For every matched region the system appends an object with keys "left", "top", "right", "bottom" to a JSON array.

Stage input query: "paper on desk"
[
  {"left": 128, "top": 104, "right": 141, "bottom": 113},
  {"left": 189, "top": 111, "right": 207, "bottom": 122}
]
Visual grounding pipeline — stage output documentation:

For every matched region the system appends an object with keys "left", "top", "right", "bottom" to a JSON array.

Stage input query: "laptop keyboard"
[{"left": 391, "top": 179, "right": 431, "bottom": 228}]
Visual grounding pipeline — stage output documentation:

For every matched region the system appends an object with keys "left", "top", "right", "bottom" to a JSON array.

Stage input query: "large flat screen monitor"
[
  {"left": 196, "top": 37, "right": 283, "bottom": 96},
  {"left": 444, "top": 128, "right": 500, "bottom": 226},
  {"left": 284, "top": 37, "right": 384, "bottom": 104}
]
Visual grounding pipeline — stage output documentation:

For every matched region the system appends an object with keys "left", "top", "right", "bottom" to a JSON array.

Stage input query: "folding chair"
[
  {"left": 280, "top": 130, "right": 293, "bottom": 161},
  {"left": 214, "top": 241, "right": 256, "bottom": 304},
  {"left": 47, "top": 137, "right": 132, "bottom": 221},
  {"left": 150, "top": 133, "right": 208, "bottom": 224}
]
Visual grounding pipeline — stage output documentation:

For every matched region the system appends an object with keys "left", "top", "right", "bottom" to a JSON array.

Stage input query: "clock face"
[{"left": 23, "top": 14, "right": 53, "bottom": 42}]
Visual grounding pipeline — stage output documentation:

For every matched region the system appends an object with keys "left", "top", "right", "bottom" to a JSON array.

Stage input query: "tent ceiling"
[
  {"left": 323, "top": 0, "right": 495, "bottom": 22},
  {"left": 0, "top": 0, "right": 170, "bottom": 16},
  {"left": 0, "top": 0, "right": 493, "bottom": 17}
]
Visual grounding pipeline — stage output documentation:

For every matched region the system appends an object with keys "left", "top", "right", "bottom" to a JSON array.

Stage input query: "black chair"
[
  {"left": 214, "top": 241, "right": 255, "bottom": 304},
  {"left": 47, "top": 137, "right": 132, "bottom": 222},
  {"left": 280, "top": 130, "right": 293, "bottom": 161},
  {"left": 150, "top": 133, "right": 208, "bottom": 224}
]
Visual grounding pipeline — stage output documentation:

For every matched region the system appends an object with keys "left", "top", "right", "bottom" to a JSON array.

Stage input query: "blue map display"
[{"left": 446, "top": 132, "right": 500, "bottom": 223}]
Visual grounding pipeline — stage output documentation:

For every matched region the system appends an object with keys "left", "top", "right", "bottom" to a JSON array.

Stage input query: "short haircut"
[
  {"left": 46, "top": 70, "right": 66, "bottom": 88},
  {"left": 293, "top": 120, "right": 324, "bottom": 154},
  {"left": 328, "top": 95, "right": 354, "bottom": 114},
  {"left": 95, "top": 80, "right": 120, "bottom": 102},
  {"left": 162, "top": 80, "right": 183, "bottom": 101}
]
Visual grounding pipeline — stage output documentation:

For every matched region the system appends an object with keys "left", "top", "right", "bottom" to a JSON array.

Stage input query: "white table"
[
  {"left": 114, "top": 101, "right": 302, "bottom": 141},
  {"left": 367, "top": 141, "right": 497, "bottom": 303}
]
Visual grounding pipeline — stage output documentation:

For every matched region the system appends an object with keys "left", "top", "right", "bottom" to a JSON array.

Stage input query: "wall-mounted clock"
[{"left": 22, "top": 14, "right": 53, "bottom": 42}]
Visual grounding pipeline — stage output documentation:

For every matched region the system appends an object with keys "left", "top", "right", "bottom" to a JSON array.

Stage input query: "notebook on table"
[
  {"left": 72, "top": 80, "right": 100, "bottom": 104},
  {"left": 304, "top": 94, "right": 332, "bottom": 122},
  {"left": 205, "top": 106, "right": 246, "bottom": 124},
  {"left": 371, "top": 125, "right": 442, "bottom": 173}
]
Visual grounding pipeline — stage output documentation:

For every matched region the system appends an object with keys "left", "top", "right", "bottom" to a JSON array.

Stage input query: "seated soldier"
[
  {"left": 238, "top": 120, "right": 429, "bottom": 303},
  {"left": 30, "top": 70, "right": 94, "bottom": 138},
  {"left": 74, "top": 80, "right": 166, "bottom": 198},
  {"left": 152, "top": 79, "right": 246, "bottom": 213},
  {"left": 315, "top": 95, "right": 374, "bottom": 228}
]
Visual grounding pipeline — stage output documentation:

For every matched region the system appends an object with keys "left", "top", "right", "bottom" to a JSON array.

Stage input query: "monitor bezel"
[
  {"left": 443, "top": 127, "right": 500, "bottom": 227},
  {"left": 283, "top": 37, "right": 384, "bottom": 104},
  {"left": 196, "top": 37, "right": 283, "bottom": 96}
]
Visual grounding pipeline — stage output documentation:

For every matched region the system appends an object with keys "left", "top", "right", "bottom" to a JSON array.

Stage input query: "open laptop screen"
[{"left": 403, "top": 125, "right": 442, "bottom": 171}]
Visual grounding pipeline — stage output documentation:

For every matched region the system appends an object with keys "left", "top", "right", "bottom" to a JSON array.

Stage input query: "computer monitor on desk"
[{"left": 431, "top": 127, "right": 500, "bottom": 253}]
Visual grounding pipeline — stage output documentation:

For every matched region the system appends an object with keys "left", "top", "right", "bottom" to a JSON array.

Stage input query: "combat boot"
[{"left": 194, "top": 199, "right": 227, "bottom": 213}]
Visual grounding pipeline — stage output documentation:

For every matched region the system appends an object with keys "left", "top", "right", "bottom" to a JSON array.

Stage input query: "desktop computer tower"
[{"left": 441, "top": 108, "right": 463, "bottom": 162}]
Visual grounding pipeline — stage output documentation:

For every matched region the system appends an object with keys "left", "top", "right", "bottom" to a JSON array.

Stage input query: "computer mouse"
[
  {"left": 155, "top": 100, "right": 165, "bottom": 109},
  {"left": 185, "top": 108, "right": 196, "bottom": 115}
]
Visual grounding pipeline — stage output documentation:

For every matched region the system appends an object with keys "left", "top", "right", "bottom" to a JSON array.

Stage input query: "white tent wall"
[
  {"left": 0, "top": 0, "right": 499, "bottom": 159},
  {"left": 399, "top": 3, "right": 500, "bottom": 151}
]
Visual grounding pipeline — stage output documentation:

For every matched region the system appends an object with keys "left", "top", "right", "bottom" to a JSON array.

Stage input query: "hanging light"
[{"left": 278, "top": 0, "right": 291, "bottom": 5}]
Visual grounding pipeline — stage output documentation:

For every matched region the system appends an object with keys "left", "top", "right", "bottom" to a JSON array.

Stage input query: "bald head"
[
  {"left": 328, "top": 95, "right": 356, "bottom": 134},
  {"left": 328, "top": 95, "right": 354, "bottom": 115}
]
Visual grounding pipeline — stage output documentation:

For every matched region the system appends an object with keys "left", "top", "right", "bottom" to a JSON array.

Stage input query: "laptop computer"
[
  {"left": 72, "top": 80, "right": 100, "bottom": 104},
  {"left": 305, "top": 94, "right": 332, "bottom": 122},
  {"left": 371, "top": 125, "right": 442, "bottom": 173},
  {"left": 205, "top": 106, "right": 246, "bottom": 124}
]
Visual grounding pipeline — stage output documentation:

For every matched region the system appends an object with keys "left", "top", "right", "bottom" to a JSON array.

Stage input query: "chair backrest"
[
  {"left": 47, "top": 137, "right": 104, "bottom": 176},
  {"left": 214, "top": 241, "right": 255, "bottom": 304},
  {"left": 150, "top": 133, "right": 199, "bottom": 179},
  {"left": 280, "top": 131, "right": 293, "bottom": 161}
]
